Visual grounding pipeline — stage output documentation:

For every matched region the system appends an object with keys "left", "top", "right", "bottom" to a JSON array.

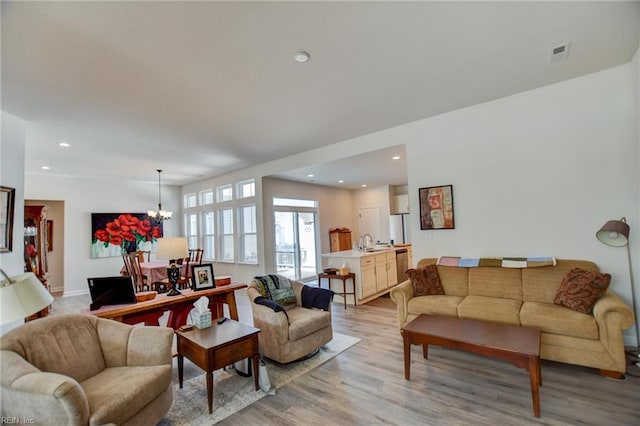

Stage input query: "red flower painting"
[{"left": 91, "top": 213, "right": 163, "bottom": 258}]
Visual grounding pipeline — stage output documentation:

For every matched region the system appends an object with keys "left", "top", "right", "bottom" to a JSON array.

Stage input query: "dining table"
[{"left": 120, "top": 260, "right": 171, "bottom": 283}]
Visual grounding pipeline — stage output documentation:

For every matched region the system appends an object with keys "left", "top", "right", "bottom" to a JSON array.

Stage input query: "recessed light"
[
  {"left": 41, "top": 166, "right": 50, "bottom": 170},
  {"left": 58, "top": 142, "right": 71, "bottom": 148},
  {"left": 392, "top": 156, "right": 400, "bottom": 160},
  {"left": 338, "top": 180, "right": 344, "bottom": 183},
  {"left": 307, "top": 174, "right": 314, "bottom": 178},
  {"left": 294, "top": 51, "right": 310, "bottom": 63},
  {"left": 361, "top": 184, "right": 367, "bottom": 188}
]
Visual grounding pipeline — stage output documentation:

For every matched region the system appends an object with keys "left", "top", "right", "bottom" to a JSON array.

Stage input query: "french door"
[{"left": 273, "top": 210, "right": 318, "bottom": 281}]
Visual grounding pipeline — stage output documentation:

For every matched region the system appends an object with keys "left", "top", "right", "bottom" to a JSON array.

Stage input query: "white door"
[{"left": 358, "top": 206, "right": 382, "bottom": 243}]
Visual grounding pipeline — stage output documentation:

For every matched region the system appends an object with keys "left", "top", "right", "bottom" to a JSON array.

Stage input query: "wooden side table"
[
  {"left": 176, "top": 319, "right": 260, "bottom": 414},
  {"left": 317, "top": 272, "right": 356, "bottom": 310}
]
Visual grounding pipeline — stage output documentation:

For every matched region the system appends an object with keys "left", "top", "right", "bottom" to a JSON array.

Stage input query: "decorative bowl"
[{"left": 136, "top": 291, "right": 157, "bottom": 302}]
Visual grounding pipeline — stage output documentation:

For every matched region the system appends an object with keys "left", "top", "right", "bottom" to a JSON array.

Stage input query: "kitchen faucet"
[{"left": 359, "top": 234, "right": 373, "bottom": 250}]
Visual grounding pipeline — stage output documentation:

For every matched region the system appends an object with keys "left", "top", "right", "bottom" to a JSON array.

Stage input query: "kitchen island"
[{"left": 321, "top": 245, "right": 412, "bottom": 305}]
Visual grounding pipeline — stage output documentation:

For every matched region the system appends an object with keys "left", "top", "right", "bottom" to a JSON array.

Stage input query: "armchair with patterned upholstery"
[
  {"left": 248, "top": 277, "right": 333, "bottom": 363},
  {"left": 0, "top": 314, "right": 174, "bottom": 425}
]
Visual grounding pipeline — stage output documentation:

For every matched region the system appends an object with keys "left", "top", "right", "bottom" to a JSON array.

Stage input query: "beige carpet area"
[{"left": 159, "top": 332, "right": 360, "bottom": 425}]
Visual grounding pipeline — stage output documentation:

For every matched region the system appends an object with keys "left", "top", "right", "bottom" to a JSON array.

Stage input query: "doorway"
[{"left": 273, "top": 209, "right": 318, "bottom": 281}]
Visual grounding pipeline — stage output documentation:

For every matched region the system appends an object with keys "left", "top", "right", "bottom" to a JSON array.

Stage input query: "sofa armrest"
[
  {"left": 591, "top": 291, "right": 634, "bottom": 369},
  {"left": 1, "top": 351, "right": 89, "bottom": 424},
  {"left": 389, "top": 279, "right": 414, "bottom": 330},
  {"left": 126, "top": 326, "right": 174, "bottom": 366}
]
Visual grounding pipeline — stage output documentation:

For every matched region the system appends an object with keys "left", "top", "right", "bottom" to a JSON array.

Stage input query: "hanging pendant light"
[{"left": 148, "top": 169, "right": 172, "bottom": 221}]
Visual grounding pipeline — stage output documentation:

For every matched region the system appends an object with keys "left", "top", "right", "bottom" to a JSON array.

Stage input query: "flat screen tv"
[{"left": 87, "top": 275, "right": 137, "bottom": 311}]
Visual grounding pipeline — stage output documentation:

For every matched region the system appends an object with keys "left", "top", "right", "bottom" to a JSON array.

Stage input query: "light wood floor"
[{"left": 52, "top": 291, "right": 639, "bottom": 425}]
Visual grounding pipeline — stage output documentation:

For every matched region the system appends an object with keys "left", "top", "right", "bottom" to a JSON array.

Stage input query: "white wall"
[
  {"left": 25, "top": 174, "right": 181, "bottom": 296},
  {"left": 352, "top": 185, "right": 392, "bottom": 243},
  {"left": 405, "top": 64, "right": 639, "bottom": 342},
  {"left": 0, "top": 112, "right": 26, "bottom": 276}
]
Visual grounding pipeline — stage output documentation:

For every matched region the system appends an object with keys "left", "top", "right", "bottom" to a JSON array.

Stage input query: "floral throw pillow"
[
  {"left": 406, "top": 265, "right": 445, "bottom": 297},
  {"left": 553, "top": 268, "right": 611, "bottom": 314}
]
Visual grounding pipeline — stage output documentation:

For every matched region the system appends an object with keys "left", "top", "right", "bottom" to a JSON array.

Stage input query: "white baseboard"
[{"left": 62, "top": 289, "right": 90, "bottom": 298}]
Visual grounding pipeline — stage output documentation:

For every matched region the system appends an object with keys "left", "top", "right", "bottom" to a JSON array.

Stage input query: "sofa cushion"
[
  {"left": 82, "top": 365, "right": 172, "bottom": 425},
  {"left": 520, "top": 301, "right": 598, "bottom": 340},
  {"left": 408, "top": 295, "right": 464, "bottom": 318},
  {"left": 468, "top": 267, "right": 522, "bottom": 300},
  {"left": 457, "top": 295, "right": 522, "bottom": 325},
  {"left": 522, "top": 259, "right": 599, "bottom": 303},
  {"left": 286, "top": 307, "right": 331, "bottom": 342},
  {"left": 406, "top": 265, "right": 445, "bottom": 296},
  {"left": 553, "top": 268, "right": 610, "bottom": 314}
]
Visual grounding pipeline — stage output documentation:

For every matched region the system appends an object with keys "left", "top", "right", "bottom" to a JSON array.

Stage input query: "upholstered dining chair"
[
  {"left": 247, "top": 276, "right": 333, "bottom": 363},
  {"left": 0, "top": 314, "right": 174, "bottom": 425}
]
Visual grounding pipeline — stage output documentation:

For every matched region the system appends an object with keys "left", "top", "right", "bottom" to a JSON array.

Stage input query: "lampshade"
[
  {"left": 596, "top": 217, "right": 630, "bottom": 247},
  {"left": 1, "top": 271, "right": 54, "bottom": 324},
  {"left": 156, "top": 237, "right": 189, "bottom": 261}
]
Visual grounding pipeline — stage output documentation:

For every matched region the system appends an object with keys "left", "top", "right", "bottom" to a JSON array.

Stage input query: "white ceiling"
[{"left": 2, "top": 1, "right": 638, "bottom": 186}]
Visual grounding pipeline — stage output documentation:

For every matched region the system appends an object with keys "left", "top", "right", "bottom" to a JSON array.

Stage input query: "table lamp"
[
  {"left": 156, "top": 237, "right": 189, "bottom": 296},
  {"left": 596, "top": 217, "right": 639, "bottom": 367},
  {"left": 1, "top": 269, "right": 54, "bottom": 324}
]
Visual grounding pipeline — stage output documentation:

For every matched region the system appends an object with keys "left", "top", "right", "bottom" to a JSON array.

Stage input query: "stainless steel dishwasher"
[{"left": 395, "top": 248, "right": 409, "bottom": 282}]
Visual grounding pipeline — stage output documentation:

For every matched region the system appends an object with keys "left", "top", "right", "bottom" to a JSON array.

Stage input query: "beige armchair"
[
  {"left": 248, "top": 278, "right": 333, "bottom": 363},
  {"left": 1, "top": 314, "right": 174, "bottom": 426}
]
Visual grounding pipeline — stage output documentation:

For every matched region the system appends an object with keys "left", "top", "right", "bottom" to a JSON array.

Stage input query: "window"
[
  {"left": 202, "top": 210, "right": 215, "bottom": 260},
  {"left": 219, "top": 208, "right": 234, "bottom": 261},
  {"left": 184, "top": 193, "right": 197, "bottom": 208},
  {"left": 239, "top": 204, "right": 257, "bottom": 263},
  {"left": 273, "top": 197, "right": 317, "bottom": 208},
  {"left": 216, "top": 184, "right": 233, "bottom": 203},
  {"left": 237, "top": 179, "right": 255, "bottom": 199},
  {"left": 185, "top": 212, "right": 198, "bottom": 249},
  {"left": 200, "top": 189, "right": 214, "bottom": 205}
]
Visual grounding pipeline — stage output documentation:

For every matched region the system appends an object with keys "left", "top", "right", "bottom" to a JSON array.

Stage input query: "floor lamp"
[{"left": 596, "top": 217, "right": 639, "bottom": 367}]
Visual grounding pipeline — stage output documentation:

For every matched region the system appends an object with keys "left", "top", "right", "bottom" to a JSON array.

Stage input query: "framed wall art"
[
  {"left": 419, "top": 185, "right": 455, "bottom": 230},
  {"left": 91, "top": 213, "right": 163, "bottom": 258},
  {"left": 191, "top": 263, "right": 216, "bottom": 291},
  {"left": 0, "top": 186, "right": 16, "bottom": 252}
]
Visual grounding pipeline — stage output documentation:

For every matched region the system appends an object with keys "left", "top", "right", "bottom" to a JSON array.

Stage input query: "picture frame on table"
[
  {"left": 418, "top": 184, "right": 455, "bottom": 230},
  {"left": 191, "top": 263, "right": 215, "bottom": 291},
  {"left": 0, "top": 186, "right": 16, "bottom": 253}
]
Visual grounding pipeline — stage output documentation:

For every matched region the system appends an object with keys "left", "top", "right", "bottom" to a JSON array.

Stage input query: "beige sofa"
[
  {"left": 248, "top": 279, "right": 333, "bottom": 363},
  {"left": 390, "top": 258, "right": 634, "bottom": 377},
  {"left": 1, "top": 314, "right": 174, "bottom": 425}
]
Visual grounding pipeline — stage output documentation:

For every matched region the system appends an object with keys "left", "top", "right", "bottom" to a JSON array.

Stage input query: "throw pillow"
[
  {"left": 406, "top": 265, "right": 445, "bottom": 296},
  {"left": 253, "top": 274, "right": 297, "bottom": 306},
  {"left": 553, "top": 268, "right": 611, "bottom": 314}
]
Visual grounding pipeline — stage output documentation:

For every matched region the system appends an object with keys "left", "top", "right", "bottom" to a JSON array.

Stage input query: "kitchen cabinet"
[
  {"left": 321, "top": 246, "right": 408, "bottom": 305},
  {"left": 375, "top": 253, "right": 398, "bottom": 292}
]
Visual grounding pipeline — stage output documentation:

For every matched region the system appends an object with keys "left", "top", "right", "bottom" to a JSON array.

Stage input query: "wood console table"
[{"left": 87, "top": 283, "right": 246, "bottom": 329}]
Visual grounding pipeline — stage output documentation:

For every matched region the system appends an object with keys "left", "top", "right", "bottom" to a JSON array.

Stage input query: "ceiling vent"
[{"left": 550, "top": 43, "right": 570, "bottom": 63}]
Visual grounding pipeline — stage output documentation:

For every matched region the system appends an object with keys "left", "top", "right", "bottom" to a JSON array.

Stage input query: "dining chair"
[
  {"left": 176, "top": 257, "right": 192, "bottom": 289},
  {"left": 189, "top": 248, "right": 204, "bottom": 264},
  {"left": 135, "top": 250, "right": 151, "bottom": 263},
  {"left": 124, "top": 253, "right": 149, "bottom": 292}
]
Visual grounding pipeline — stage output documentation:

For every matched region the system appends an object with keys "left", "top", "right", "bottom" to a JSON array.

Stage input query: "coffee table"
[
  {"left": 176, "top": 319, "right": 261, "bottom": 414},
  {"left": 402, "top": 314, "right": 542, "bottom": 417}
]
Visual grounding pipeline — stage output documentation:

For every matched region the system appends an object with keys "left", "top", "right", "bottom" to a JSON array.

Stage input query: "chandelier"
[{"left": 148, "top": 169, "right": 172, "bottom": 221}]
